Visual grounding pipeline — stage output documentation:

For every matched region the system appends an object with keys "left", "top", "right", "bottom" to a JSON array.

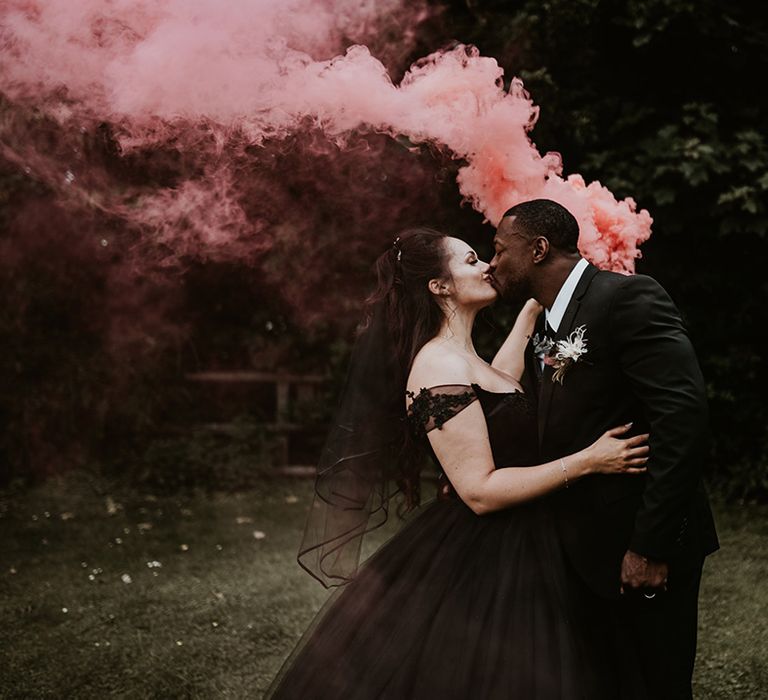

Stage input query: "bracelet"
[{"left": 560, "top": 458, "right": 569, "bottom": 489}]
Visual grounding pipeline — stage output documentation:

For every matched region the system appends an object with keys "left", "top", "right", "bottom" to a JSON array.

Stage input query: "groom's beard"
[{"left": 490, "top": 275, "right": 530, "bottom": 305}]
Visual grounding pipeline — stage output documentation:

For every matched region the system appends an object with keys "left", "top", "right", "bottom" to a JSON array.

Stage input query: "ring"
[{"left": 643, "top": 593, "right": 656, "bottom": 599}]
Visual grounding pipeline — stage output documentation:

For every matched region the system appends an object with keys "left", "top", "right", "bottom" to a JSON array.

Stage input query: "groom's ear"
[{"left": 532, "top": 236, "right": 550, "bottom": 264}]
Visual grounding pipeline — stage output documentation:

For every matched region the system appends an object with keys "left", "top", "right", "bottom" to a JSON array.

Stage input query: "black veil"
[{"left": 297, "top": 301, "right": 409, "bottom": 588}]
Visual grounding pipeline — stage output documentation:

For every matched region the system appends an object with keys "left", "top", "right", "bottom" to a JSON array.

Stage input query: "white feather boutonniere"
[{"left": 537, "top": 324, "right": 589, "bottom": 384}]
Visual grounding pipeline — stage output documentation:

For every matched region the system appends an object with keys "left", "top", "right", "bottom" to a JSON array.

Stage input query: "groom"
[{"left": 488, "top": 199, "right": 719, "bottom": 699}]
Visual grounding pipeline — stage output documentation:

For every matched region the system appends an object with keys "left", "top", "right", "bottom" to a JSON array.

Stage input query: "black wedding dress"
[{"left": 268, "top": 384, "right": 647, "bottom": 699}]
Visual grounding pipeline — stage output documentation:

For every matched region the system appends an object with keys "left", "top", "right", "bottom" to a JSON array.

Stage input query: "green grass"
[{"left": 0, "top": 474, "right": 766, "bottom": 699}]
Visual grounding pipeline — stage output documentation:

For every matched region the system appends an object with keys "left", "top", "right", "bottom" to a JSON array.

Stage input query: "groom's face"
[{"left": 488, "top": 217, "right": 534, "bottom": 304}]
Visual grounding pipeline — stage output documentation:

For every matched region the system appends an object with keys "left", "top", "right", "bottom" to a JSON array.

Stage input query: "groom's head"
[{"left": 488, "top": 199, "right": 580, "bottom": 304}]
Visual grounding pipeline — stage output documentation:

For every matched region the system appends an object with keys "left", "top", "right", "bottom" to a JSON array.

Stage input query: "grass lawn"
[{"left": 1, "top": 473, "right": 766, "bottom": 699}]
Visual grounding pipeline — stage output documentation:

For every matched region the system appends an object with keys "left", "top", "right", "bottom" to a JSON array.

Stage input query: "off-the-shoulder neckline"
[
  {"left": 407, "top": 382, "right": 525, "bottom": 397},
  {"left": 471, "top": 382, "right": 525, "bottom": 396}
]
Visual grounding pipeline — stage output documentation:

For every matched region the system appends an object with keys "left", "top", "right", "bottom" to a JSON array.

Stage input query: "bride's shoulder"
[{"left": 407, "top": 343, "right": 474, "bottom": 396}]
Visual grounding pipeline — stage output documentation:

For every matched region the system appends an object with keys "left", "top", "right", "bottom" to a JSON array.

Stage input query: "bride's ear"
[{"left": 428, "top": 278, "right": 449, "bottom": 297}]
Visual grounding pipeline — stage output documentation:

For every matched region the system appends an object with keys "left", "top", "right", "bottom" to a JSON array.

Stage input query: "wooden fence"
[{"left": 185, "top": 371, "right": 327, "bottom": 475}]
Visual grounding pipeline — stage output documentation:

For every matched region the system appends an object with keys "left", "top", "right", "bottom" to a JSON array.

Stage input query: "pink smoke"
[{"left": 1, "top": 0, "right": 650, "bottom": 273}]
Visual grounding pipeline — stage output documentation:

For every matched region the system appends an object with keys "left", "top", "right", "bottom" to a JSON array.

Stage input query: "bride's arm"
[
  {"left": 427, "top": 402, "right": 648, "bottom": 515},
  {"left": 490, "top": 299, "right": 543, "bottom": 381}
]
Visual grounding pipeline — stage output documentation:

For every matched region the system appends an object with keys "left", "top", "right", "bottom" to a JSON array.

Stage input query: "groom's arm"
[{"left": 609, "top": 274, "right": 708, "bottom": 561}]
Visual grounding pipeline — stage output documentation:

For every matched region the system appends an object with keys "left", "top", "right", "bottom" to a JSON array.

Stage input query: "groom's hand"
[{"left": 620, "top": 550, "right": 668, "bottom": 595}]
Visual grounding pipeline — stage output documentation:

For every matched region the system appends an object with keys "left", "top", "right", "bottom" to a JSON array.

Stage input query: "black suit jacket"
[{"left": 530, "top": 264, "right": 719, "bottom": 599}]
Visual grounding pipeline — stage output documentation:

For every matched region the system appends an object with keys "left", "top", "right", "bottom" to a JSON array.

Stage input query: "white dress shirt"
[{"left": 545, "top": 257, "right": 590, "bottom": 333}]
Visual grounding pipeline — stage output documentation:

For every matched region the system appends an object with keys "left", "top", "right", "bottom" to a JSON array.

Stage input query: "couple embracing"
[{"left": 268, "top": 199, "right": 719, "bottom": 699}]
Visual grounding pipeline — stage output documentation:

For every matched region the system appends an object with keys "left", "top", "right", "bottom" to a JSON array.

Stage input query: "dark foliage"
[{"left": 1, "top": 1, "right": 766, "bottom": 497}]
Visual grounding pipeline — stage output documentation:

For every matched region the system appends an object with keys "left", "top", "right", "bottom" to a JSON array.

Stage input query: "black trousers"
[{"left": 616, "top": 557, "right": 705, "bottom": 700}]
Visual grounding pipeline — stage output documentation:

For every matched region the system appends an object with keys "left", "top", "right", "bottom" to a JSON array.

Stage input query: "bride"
[{"left": 268, "top": 227, "right": 650, "bottom": 699}]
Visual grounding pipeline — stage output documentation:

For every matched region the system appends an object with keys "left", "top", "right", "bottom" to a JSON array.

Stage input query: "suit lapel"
[{"left": 537, "top": 264, "right": 600, "bottom": 449}]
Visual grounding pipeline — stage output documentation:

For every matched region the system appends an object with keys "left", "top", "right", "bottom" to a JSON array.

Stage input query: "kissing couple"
[{"left": 268, "top": 198, "right": 719, "bottom": 699}]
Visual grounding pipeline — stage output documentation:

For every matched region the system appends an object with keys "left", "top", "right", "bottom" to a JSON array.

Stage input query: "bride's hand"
[
  {"left": 583, "top": 424, "right": 650, "bottom": 475},
  {"left": 522, "top": 298, "right": 543, "bottom": 316}
]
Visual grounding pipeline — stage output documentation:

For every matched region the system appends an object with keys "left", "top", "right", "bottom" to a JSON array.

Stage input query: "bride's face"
[{"left": 435, "top": 237, "right": 497, "bottom": 309}]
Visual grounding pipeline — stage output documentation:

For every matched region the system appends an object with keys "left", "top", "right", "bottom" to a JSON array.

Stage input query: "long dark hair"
[
  {"left": 365, "top": 227, "right": 449, "bottom": 380},
  {"left": 362, "top": 227, "right": 450, "bottom": 507}
]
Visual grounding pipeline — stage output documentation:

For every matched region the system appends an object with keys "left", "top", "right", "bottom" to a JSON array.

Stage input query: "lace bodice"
[{"left": 406, "top": 383, "right": 538, "bottom": 469}]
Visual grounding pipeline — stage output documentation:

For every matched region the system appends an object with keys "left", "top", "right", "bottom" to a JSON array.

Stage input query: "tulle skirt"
[{"left": 267, "top": 497, "right": 647, "bottom": 699}]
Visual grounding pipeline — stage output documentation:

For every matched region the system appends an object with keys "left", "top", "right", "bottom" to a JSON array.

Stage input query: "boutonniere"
[
  {"left": 534, "top": 325, "right": 589, "bottom": 385},
  {"left": 531, "top": 332, "right": 555, "bottom": 360}
]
